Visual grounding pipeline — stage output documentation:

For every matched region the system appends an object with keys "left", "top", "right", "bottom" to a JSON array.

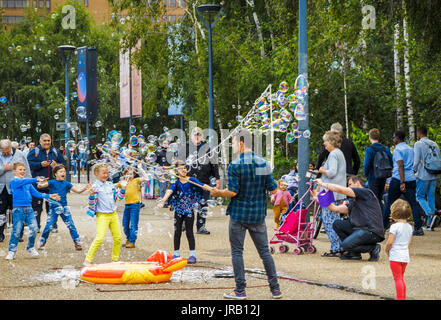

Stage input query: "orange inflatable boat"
[{"left": 80, "top": 250, "right": 187, "bottom": 284}]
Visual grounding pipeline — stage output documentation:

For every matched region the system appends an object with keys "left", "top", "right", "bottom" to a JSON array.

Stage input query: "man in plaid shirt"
[{"left": 211, "top": 129, "right": 282, "bottom": 300}]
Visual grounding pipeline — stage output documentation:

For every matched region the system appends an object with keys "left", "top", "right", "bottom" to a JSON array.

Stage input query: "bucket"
[{"left": 317, "top": 189, "right": 335, "bottom": 208}]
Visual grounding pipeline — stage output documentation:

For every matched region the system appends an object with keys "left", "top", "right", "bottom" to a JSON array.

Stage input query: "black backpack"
[{"left": 372, "top": 145, "right": 393, "bottom": 179}]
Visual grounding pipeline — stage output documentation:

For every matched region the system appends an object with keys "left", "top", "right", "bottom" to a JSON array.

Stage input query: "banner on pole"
[{"left": 120, "top": 40, "right": 142, "bottom": 119}]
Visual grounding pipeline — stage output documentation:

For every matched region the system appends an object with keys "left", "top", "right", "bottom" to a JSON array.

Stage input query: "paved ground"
[{"left": 0, "top": 182, "right": 440, "bottom": 300}]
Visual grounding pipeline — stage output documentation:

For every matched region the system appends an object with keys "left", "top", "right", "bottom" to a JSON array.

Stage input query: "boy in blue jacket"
[{"left": 5, "top": 162, "right": 60, "bottom": 260}]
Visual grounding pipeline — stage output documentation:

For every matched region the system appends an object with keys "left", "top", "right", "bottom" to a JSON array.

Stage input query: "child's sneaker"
[
  {"left": 74, "top": 242, "right": 83, "bottom": 251},
  {"left": 37, "top": 241, "right": 46, "bottom": 250},
  {"left": 125, "top": 242, "right": 135, "bottom": 248},
  {"left": 27, "top": 247, "right": 39, "bottom": 258},
  {"left": 5, "top": 251, "right": 16, "bottom": 260},
  {"left": 172, "top": 254, "right": 180, "bottom": 259},
  {"left": 223, "top": 290, "right": 247, "bottom": 300},
  {"left": 187, "top": 256, "right": 197, "bottom": 264}
]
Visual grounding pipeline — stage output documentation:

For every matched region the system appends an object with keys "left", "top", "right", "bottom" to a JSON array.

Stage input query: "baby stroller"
[{"left": 269, "top": 181, "right": 319, "bottom": 255}]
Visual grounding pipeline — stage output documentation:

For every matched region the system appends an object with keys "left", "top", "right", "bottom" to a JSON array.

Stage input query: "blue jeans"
[
  {"left": 8, "top": 207, "right": 39, "bottom": 253},
  {"left": 40, "top": 206, "right": 80, "bottom": 244},
  {"left": 122, "top": 203, "right": 140, "bottom": 244},
  {"left": 416, "top": 179, "right": 437, "bottom": 223},
  {"left": 383, "top": 178, "right": 422, "bottom": 230},
  {"left": 333, "top": 219, "right": 383, "bottom": 254},
  {"left": 229, "top": 219, "right": 280, "bottom": 293}
]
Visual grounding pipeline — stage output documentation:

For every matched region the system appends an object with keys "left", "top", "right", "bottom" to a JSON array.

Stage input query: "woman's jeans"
[
  {"left": 122, "top": 203, "right": 140, "bottom": 244},
  {"left": 229, "top": 219, "right": 280, "bottom": 293},
  {"left": 8, "top": 207, "right": 39, "bottom": 253},
  {"left": 40, "top": 206, "right": 80, "bottom": 244}
]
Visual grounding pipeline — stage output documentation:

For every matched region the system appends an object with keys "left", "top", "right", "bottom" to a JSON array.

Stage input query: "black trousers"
[
  {"left": 368, "top": 178, "right": 386, "bottom": 210},
  {"left": 31, "top": 190, "right": 54, "bottom": 230},
  {"left": 196, "top": 190, "right": 210, "bottom": 230},
  {"left": 174, "top": 212, "right": 195, "bottom": 251},
  {"left": 0, "top": 187, "right": 13, "bottom": 237}
]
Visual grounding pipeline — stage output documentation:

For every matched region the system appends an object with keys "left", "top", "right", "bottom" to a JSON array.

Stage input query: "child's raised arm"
[
  {"left": 157, "top": 189, "right": 173, "bottom": 208},
  {"left": 71, "top": 183, "right": 92, "bottom": 194}
]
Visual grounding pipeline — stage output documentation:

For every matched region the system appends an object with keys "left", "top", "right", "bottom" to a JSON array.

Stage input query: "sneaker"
[
  {"left": 224, "top": 290, "right": 247, "bottom": 300},
  {"left": 74, "top": 243, "right": 83, "bottom": 251},
  {"left": 368, "top": 244, "right": 381, "bottom": 262},
  {"left": 172, "top": 254, "right": 180, "bottom": 259},
  {"left": 187, "top": 256, "right": 197, "bottom": 264},
  {"left": 413, "top": 228, "right": 424, "bottom": 236},
  {"left": 197, "top": 227, "right": 210, "bottom": 235},
  {"left": 423, "top": 226, "right": 434, "bottom": 231},
  {"left": 340, "top": 252, "right": 362, "bottom": 260},
  {"left": 37, "top": 241, "right": 46, "bottom": 250},
  {"left": 271, "top": 289, "right": 283, "bottom": 299},
  {"left": 5, "top": 251, "right": 15, "bottom": 260},
  {"left": 27, "top": 247, "right": 39, "bottom": 258},
  {"left": 125, "top": 242, "right": 135, "bottom": 248}
]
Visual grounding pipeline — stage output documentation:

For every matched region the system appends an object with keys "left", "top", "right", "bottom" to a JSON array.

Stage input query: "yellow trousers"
[
  {"left": 273, "top": 205, "right": 288, "bottom": 229},
  {"left": 85, "top": 212, "right": 122, "bottom": 263}
]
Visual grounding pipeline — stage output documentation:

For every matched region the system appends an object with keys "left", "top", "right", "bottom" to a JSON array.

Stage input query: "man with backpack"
[
  {"left": 382, "top": 130, "right": 423, "bottom": 235},
  {"left": 364, "top": 128, "right": 393, "bottom": 208},
  {"left": 413, "top": 126, "right": 441, "bottom": 231}
]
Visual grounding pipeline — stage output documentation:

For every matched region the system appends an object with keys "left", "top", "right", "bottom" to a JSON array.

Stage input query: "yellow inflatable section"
[{"left": 80, "top": 250, "right": 187, "bottom": 284}]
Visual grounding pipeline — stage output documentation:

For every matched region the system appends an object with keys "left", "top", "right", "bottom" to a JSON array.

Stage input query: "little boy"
[
  {"left": 84, "top": 163, "right": 125, "bottom": 266},
  {"left": 5, "top": 162, "right": 60, "bottom": 260}
]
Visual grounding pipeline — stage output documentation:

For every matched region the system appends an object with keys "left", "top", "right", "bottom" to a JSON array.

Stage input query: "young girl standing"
[
  {"left": 116, "top": 166, "right": 146, "bottom": 248},
  {"left": 157, "top": 160, "right": 211, "bottom": 264},
  {"left": 271, "top": 179, "right": 292, "bottom": 228},
  {"left": 385, "top": 199, "right": 413, "bottom": 300},
  {"left": 83, "top": 163, "right": 126, "bottom": 266}
]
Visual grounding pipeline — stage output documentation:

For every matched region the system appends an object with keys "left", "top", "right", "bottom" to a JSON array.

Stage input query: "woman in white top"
[
  {"left": 385, "top": 199, "right": 413, "bottom": 300},
  {"left": 318, "top": 131, "right": 347, "bottom": 257}
]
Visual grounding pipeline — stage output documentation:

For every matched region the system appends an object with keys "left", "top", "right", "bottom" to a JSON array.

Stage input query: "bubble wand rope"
[{"left": 97, "top": 146, "right": 212, "bottom": 191}]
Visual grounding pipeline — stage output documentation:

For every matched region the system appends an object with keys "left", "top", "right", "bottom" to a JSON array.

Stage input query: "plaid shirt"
[{"left": 226, "top": 152, "right": 278, "bottom": 224}]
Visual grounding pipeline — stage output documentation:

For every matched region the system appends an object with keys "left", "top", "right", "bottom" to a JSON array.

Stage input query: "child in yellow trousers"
[{"left": 83, "top": 164, "right": 126, "bottom": 266}]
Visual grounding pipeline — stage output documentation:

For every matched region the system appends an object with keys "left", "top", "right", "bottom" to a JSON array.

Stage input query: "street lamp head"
[
  {"left": 58, "top": 45, "right": 76, "bottom": 63},
  {"left": 197, "top": 4, "right": 222, "bottom": 14}
]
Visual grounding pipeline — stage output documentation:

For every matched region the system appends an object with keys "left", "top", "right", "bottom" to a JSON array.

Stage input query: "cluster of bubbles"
[{"left": 237, "top": 77, "right": 309, "bottom": 144}]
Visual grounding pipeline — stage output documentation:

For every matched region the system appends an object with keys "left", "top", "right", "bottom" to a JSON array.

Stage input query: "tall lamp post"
[
  {"left": 297, "top": 0, "right": 310, "bottom": 218},
  {"left": 58, "top": 45, "right": 76, "bottom": 182},
  {"left": 196, "top": 4, "right": 223, "bottom": 146}
]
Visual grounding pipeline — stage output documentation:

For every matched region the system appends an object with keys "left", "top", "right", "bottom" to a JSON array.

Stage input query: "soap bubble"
[
  {"left": 146, "top": 144, "right": 156, "bottom": 153},
  {"left": 54, "top": 115, "right": 59, "bottom": 120},
  {"left": 294, "top": 104, "right": 306, "bottom": 120},
  {"left": 286, "top": 132, "right": 296, "bottom": 143},
  {"left": 95, "top": 121, "right": 102, "bottom": 127},
  {"left": 303, "top": 129, "right": 311, "bottom": 139},
  {"left": 156, "top": 112, "right": 160, "bottom": 117},
  {"left": 279, "top": 81, "right": 289, "bottom": 93},
  {"left": 0, "top": 96, "right": 7, "bottom": 104},
  {"left": 76, "top": 106, "right": 86, "bottom": 118},
  {"left": 275, "top": 138, "right": 281, "bottom": 144},
  {"left": 277, "top": 93, "right": 287, "bottom": 107},
  {"left": 130, "top": 135, "right": 138, "bottom": 147},
  {"left": 16, "top": 46, "right": 22, "bottom": 51},
  {"left": 143, "top": 124, "right": 148, "bottom": 129},
  {"left": 169, "top": 143, "right": 178, "bottom": 153},
  {"left": 35, "top": 104, "right": 40, "bottom": 109},
  {"left": 20, "top": 124, "right": 27, "bottom": 132},
  {"left": 129, "top": 125, "right": 136, "bottom": 134},
  {"left": 294, "top": 130, "right": 301, "bottom": 138},
  {"left": 77, "top": 141, "right": 87, "bottom": 153},
  {"left": 292, "top": 122, "right": 298, "bottom": 131},
  {"left": 66, "top": 140, "right": 76, "bottom": 151},
  {"left": 236, "top": 115, "right": 244, "bottom": 122}
]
